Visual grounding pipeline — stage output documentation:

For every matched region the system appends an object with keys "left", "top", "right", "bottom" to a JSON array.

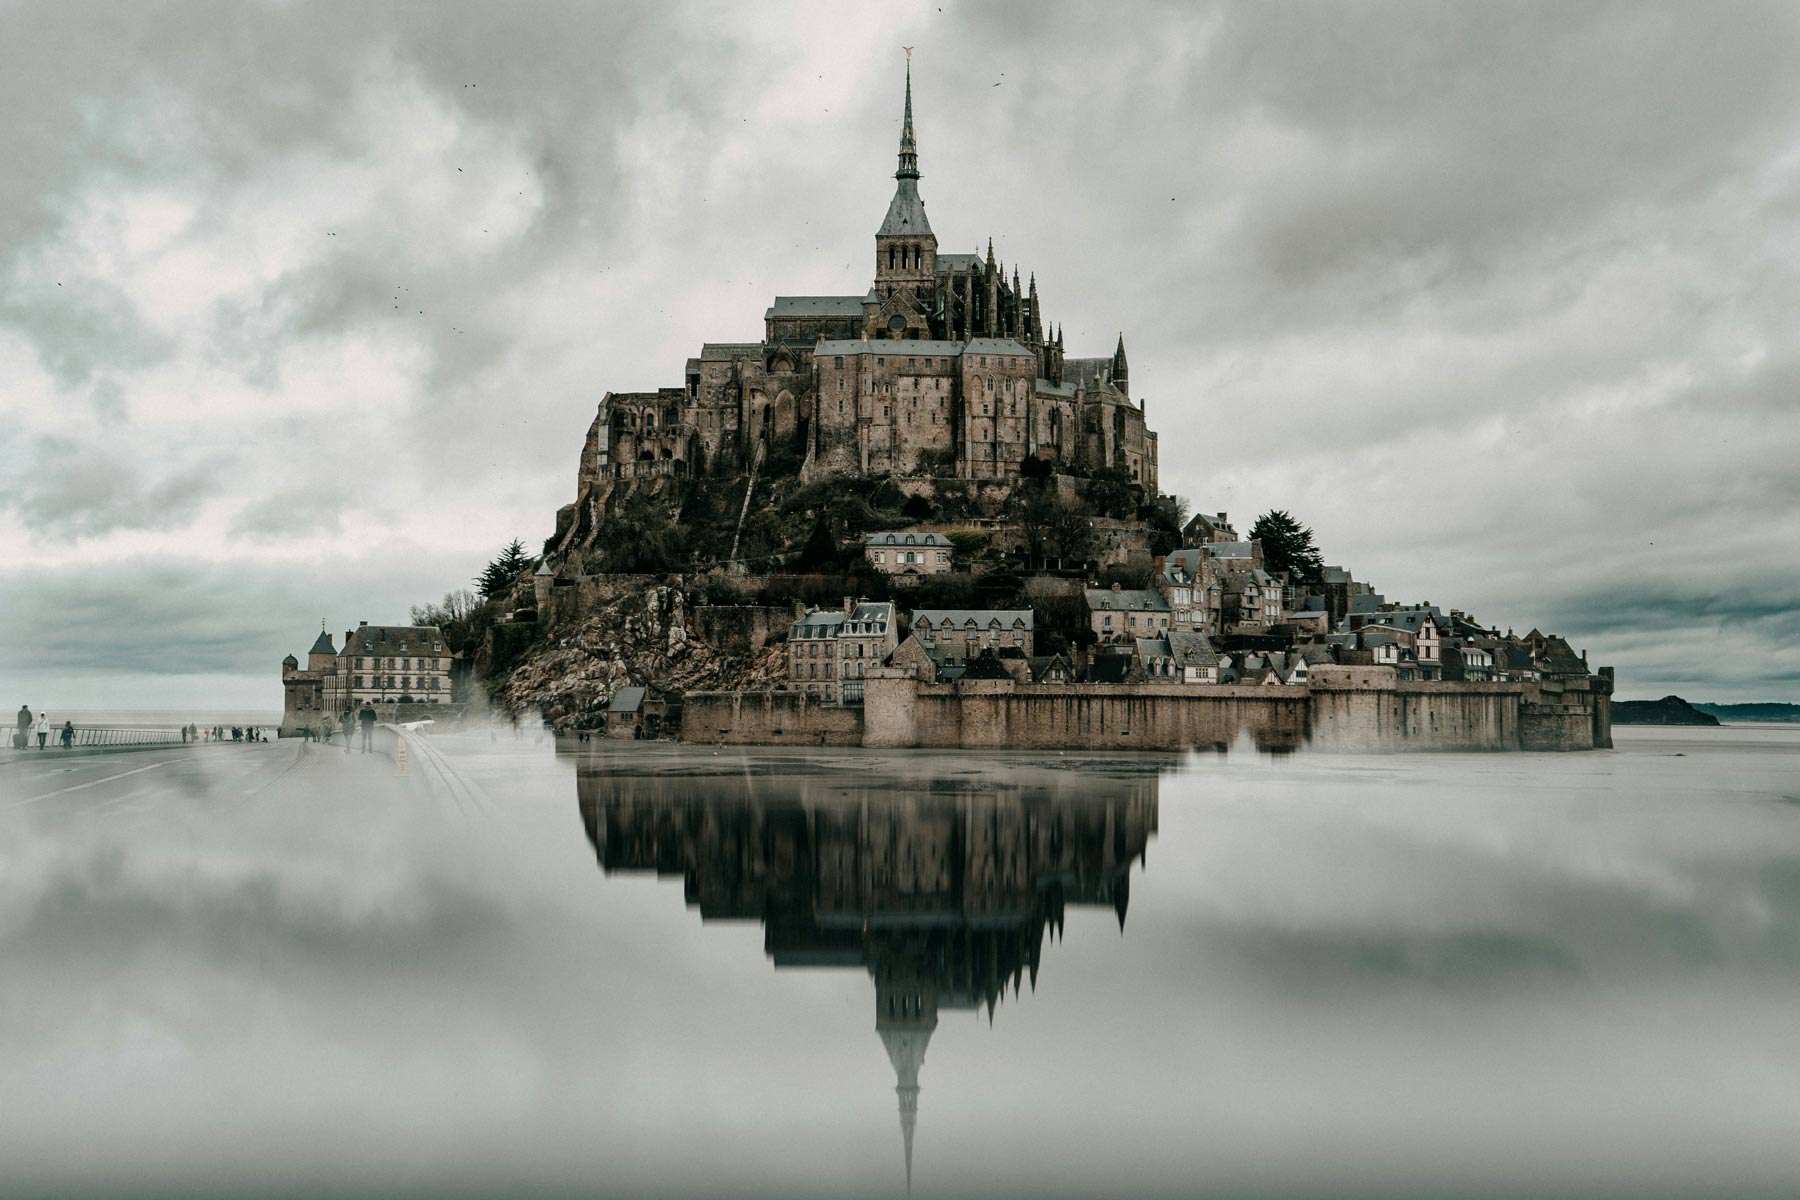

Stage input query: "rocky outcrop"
[
  {"left": 494, "top": 585, "right": 787, "bottom": 724},
  {"left": 1612, "top": 695, "right": 1720, "bottom": 726}
]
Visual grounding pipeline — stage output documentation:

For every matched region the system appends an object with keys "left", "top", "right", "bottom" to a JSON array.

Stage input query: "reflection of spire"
[
  {"left": 877, "top": 972, "right": 937, "bottom": 1198},
  {"left": 881, "top": 1023, "right": 930, "bottom": 1195}
]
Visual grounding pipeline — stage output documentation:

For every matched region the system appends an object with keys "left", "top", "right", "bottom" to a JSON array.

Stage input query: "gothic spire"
[{"left": 896, "top": 56, "right": 919, "bottom": 181}]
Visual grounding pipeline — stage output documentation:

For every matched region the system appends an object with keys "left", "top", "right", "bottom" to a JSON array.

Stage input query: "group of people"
[
  {"left": 13, "top": 705, "right": 72, "bottom": 749},
  {"left": 291, "top": 703, "right": 378, "bottom": 752}
]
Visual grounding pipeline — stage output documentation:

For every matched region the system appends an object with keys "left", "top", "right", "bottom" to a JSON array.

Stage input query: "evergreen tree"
[
  {"left": 476, "top": 538, "right": 531, "bottom": 598},
  {"left": 1249, "top": 510, "right": 1324, "bottom": 587}
]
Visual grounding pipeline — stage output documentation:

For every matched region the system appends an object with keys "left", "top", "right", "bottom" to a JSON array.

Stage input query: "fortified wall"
[{"left": 680, "top": 664, "right": 1612, "bottom": 752}]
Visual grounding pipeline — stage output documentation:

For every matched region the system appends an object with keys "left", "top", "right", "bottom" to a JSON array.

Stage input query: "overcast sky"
[{"left": 1, "top": 0, "right": 1796, "bottom": 709}]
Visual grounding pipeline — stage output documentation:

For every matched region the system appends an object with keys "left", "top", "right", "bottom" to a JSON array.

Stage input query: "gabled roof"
[
  {"left": 766, "top": 296, "right": 866, "bottom": 318},
  {"left": 1207, "top": 541, "right": 1256, "bottom": 559},
  {"left": 1165, "top": 631, "right": 1220, "bottom": 667},
  {"left": 308, "top": 631, "right": 336, "bottom": 655},
  {"left": 607, "top": 686, "right": 647, "bottom": 714},
  {"left": 1135, "top": 636, "right": 1171, "bottom": 661},
  {"left": 935, "top": 252, "right": 980, "bottom": 275}
]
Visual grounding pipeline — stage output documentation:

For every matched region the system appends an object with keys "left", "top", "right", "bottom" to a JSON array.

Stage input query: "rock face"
[
  {"left": 495, "top": 585, "right": 787, "bottom": 724},
  {"left": 1612, "top": 695, "right": 1721, "bottom": 726}
]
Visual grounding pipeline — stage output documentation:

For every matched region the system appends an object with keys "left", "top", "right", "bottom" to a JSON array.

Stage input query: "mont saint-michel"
[
  {"left": 11, "top": 9, "right": 1800, "bottom": 1200},
  {"left": 275, "top": 61, "right": 1615, "bottom": 754}
]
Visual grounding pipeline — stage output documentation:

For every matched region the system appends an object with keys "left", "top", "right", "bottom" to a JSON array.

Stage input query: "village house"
[
  {"left": 280, "top": 621, "right": 453, "bottom": 736},
  {"left": 864, "top": 530, "right": 954, "bottom": 583},
  {"left": 1084, "top": 584, "right": 1172, "bottom": 644},
  {"left": 1134, "top": 630, "right": 1222, "bottom": 683},
  {"left": 909, "top": 609, "right": 1035, "bottom": 663},
  {"left": 1156, "top": 548, "right": 1222, "bottom": 634},
  {"left": 1181, "top": 511, "right": 1238, "bottom": 546},
  {"left": 787, "top": 599, "right": 895, "bottom": 703}
]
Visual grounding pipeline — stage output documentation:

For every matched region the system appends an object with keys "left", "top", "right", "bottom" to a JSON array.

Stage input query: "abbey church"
[{"left": 578, "top": 61, "right": 1158, "bottom": 498}]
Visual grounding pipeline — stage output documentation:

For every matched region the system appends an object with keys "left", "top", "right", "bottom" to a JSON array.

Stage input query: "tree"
[
  {"left": 901, "top": 493, "right": 935, "bottom": 519},
  {"left": 410, "top": 588, "right": 478, "bottom": 628},
  {"left": 476, "top": 539, "right": 531, "bottom": 598},
  {"left": 796, "top": 515, "right": 842, "bottom": 570},
  {"left": 1250, "top": 510, "right": 1324, "bottom": 587}
]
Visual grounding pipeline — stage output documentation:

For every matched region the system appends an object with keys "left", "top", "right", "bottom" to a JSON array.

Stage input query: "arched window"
[{"left": 888, "top": 245, "right": 896, "bottom": 270}]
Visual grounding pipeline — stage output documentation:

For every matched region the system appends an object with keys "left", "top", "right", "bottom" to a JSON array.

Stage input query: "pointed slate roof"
[
  {"left": 879, "top": 61, "right": 932, "bottom": 237},
  {"left": 308, "top": 630, "right": 336, "bottom": 655}
]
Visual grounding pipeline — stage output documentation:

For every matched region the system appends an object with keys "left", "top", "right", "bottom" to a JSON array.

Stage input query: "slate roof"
[
  {"left": 1062, "top": 357, "right": 1118, "bottom": 392},
  {"left": 1028, "top": 654, "right": 1071, "bottom": 681},
  {"left": 1135, "top": 636, "right": 1170, "bottom": 662},
  {"left": 308, "top": 631, "right": 336, "bottom": 655},
  {"left": 1322, "top": 566, "right": 1352, "bottom": 585},
  {"left": 607, "top": 686, "right": 647, "bottom": 714},
  {"left": 1084, "top": 588, "right": 1171, "bottom": 613},
  {"left": 791, "top": 610, "right": 846, "bottom": 638},
  {"left": 1166, "top": 631, "right": 1221, "bottom": 668},
  {"left": 1208, "top": 541, "right": 1256, "bottom": 560},
  {"left": 935, "top": 253, "right": 980, "bottom": 275},
  {"left": 698, "top": 342, "right": 762, "bottom": 360},
  {"left": 911, "top": 609, "right": 1035, "bottom": 631},
  {"left": 811, "top": 337, "right": 1034, "bottom": 360},
  {"left": 866, "top": 531, "right": 953, "bottom": 547},
  {"left": 844, "top": 602, "right": 893, "bottom": 634},
  {"left": 341, "top": 625, "right": 446, "bottom": 656},
  {"left": 878, "top": 178, "right": 931, "bottom": 236},
  {"left": 1161, "top": 548, "right": 1208, "bottom": 582},
  {"left": 766, "top": 296, "right": 866, "bottom": 318}
]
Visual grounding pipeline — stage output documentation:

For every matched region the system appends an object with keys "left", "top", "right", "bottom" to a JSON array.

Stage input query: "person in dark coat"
[
  {"left": 60, "top": 720, "right": 74, "bottom": 749},
  {"left": 15, "top": 704, "right": 30, "bottom": 750},
  {"left": 358, "top": 702, "right": 377, "bottom": 752}
]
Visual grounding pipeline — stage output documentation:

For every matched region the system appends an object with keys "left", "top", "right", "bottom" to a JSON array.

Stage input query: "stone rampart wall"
[
  {"left": 681, "top": 690, "right": 864, "bottom": 745},
  {"left": 1308, "top": 677, "right": 1525, "bottom": 751},
  {"left": 864, "top": 672, "right": 1308, "bottom": 751}
]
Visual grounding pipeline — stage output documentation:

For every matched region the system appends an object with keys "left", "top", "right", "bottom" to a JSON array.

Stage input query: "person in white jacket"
[{"left": 35, "top": 713, "right": 50, "bottom": 749}]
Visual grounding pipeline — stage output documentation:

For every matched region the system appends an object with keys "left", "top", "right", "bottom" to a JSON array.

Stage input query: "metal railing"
[
  {"left": 10, "top": 727, "right": 187, "bottom": 749},
  {"left": 840, "top": 680, "right": 865, "bottom": 705}
]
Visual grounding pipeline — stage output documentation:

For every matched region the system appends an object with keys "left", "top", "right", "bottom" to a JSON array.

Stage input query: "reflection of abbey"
[
  {"left": 578, "top": 62, "right": 1157, "bottom": 496},
  {"left": 577, "top": 758, "right": 1158, "bottom": 1192}
]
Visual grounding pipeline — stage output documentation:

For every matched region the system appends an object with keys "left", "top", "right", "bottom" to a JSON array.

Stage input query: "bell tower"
[{"left": 872, "top": 51, "right": 936, "bottom": 339}]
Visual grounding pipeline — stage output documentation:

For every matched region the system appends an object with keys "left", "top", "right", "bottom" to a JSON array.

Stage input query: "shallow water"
[{"left": 2, "top": 726, "right": 1797, "bottom": 1198}]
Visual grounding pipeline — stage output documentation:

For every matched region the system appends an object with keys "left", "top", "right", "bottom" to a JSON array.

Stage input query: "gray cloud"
[{"left": 0, "top": 437, "right": 218, "bottom": 538}]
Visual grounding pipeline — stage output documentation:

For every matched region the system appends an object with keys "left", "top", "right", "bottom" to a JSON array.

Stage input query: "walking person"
[
  {"left": 321, "top": 714, "right": 335, "bottom": 744},
  {"left": 343, "top": 709, "right": 354, "bottom": 754},
  {"left": 15, "top": 704, "right": 30, "bottom": 750},
  {"left": 60, "top": 720, "right": 74, "bottom": 750},
  {"left": 35, "top": 712, "right": 50, "bottom": 749},
  {"left": 358, "top": 702, "right": 376, "bottom": 753}
]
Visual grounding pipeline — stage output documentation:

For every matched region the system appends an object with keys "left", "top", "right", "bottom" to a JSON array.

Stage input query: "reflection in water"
[{"left": 577, "top": 757, "right": 1159, "bottom": 1191}]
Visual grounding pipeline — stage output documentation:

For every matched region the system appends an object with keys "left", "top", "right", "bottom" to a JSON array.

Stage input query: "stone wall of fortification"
[
  {"left": 681, "top": 690, "right": 864, "bottom": 745},
  {"left": 1307, "top": 666, "right": 1525, "bottom": 751},
  {"left": 863, "top": 670, "right": 1309, "bottom": 751}
]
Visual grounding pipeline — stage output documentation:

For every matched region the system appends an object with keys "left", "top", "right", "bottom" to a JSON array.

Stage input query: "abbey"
[{"left": 580, "top": 62, "right": 1157, "bottom": 496}]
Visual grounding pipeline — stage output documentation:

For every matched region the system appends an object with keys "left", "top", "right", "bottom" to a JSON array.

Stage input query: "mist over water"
[{"left": 2, "top": 726, "right": 1798, "bottom": 1198}]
